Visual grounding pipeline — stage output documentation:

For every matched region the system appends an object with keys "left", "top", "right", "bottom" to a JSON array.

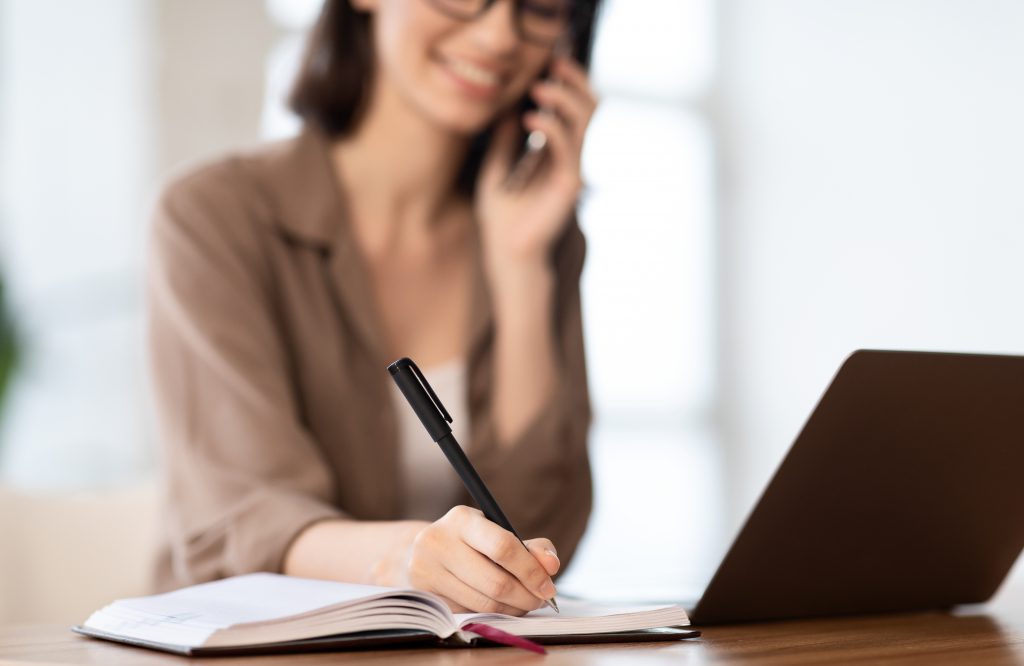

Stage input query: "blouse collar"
[{"left": 242, "top": 123, "right": 495, "bottom": 365}]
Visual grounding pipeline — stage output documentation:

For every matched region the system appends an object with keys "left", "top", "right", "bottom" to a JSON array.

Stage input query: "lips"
[{"left": 438, "top": 55, "right": 508, "bottom": 99}]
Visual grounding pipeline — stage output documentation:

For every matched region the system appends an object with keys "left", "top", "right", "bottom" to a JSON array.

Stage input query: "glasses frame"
[{"left": 423, "top": 0, "right": 574, "bottom": 46}]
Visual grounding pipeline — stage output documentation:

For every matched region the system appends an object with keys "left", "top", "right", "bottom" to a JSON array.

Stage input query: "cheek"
[
  {"left": 369, "top": 2, "right": 554, "bottom": 133},
  {"left": 374, "top": 2, "right": 449, "bottom": 82}
]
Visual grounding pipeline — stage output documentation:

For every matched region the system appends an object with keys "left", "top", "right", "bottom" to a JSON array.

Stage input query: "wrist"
[
  {"left": 369, "top": 520, "right": 429, "bottom": 587},
  {"left": 485, "top": 255, "right": 554, "bottom": 299},
  {"left": 488, "top": 263, "right": 554, "bottom": 323},
  {"left": 481, "top": 229, "right": 552, "bottom": 279}
]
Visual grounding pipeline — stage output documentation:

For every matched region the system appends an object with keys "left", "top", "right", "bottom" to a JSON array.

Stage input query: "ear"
[{"left": 350, "top": 0, "right": 378, "bottom": 11}]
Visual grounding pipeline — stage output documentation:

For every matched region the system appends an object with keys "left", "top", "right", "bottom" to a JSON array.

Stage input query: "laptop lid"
[{"left": 690, "top": 350, "right": 1024, "bottom": 625}]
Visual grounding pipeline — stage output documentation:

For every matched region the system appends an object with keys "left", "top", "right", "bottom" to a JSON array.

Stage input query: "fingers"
[
  {"left": 532, "top": 56, "right": 599, "bottom": 135},
  {"left": 551, "top": 56, "right": 597, "bottom": 103},
  {"left": 458, "top": 509, "right": 558, "bottom": 605},
  {"left": 409, "top": 518, "right": 533, "bottom": 614},
  {"left": 523, "top": 111, "right": 581, "bottom": 191},
  {"left": 523, "top": 57, "right": 596, "bottom": 191},
  {"left": 524, "top": 538, "right": 560, "bottom": 577},
  {"left": 409, "top": 506, "right": 561, "bottom": 616},
  {"left": 445, "top": 541, "right": 545, "bottom": 614},
  {"left": 435, "top": 565, "right": 533, "bottom": 616},
  {"left": 530, "top": 79, "right": 597, "bottom": 143}
]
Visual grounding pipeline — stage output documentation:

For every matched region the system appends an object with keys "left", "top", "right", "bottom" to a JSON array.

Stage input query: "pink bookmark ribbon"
[{"left": 461, "top": 622, "right": 547, "bottom": 655}]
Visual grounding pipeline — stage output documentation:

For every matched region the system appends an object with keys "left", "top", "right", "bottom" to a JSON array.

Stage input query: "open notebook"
[{"left": 75, "top": 573, "right": 696, "bottom": 655}]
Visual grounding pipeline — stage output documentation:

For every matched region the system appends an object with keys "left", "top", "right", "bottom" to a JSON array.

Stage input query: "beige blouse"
[{"left": 147, "top": 124, "right": 593, "bottom": 592}]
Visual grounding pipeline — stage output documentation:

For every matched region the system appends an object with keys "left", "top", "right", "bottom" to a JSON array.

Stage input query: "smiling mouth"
[{"left": 439, "top": 56, "right": 507, "bottom": 96}]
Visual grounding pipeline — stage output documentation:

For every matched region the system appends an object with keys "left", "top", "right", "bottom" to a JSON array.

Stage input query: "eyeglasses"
[{"left": 424, "top": 0, "right": 573, "bottom": 46}]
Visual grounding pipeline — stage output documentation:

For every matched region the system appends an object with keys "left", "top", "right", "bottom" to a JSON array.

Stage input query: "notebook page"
[
  {"left": 83, "top": 573, "right": 423, "bottom": 648},
  {"left": 455, "top": 598, "right": 690, "bottom": 637}
]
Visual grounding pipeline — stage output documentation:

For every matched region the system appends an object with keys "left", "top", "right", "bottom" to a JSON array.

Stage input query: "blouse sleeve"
[
  {"left": 470, "top": 220, "right": 593, "bottom": 572},
  {"left": 148, "top": 161, "right": 345, "bottom": 587}
]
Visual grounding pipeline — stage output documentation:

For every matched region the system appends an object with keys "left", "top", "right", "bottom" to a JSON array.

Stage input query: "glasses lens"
[
  {"left": 518, "top": 0, "right": 571, "bottom": 43},
  {"left": 429, "top": 0, "right": 488, "bottom": 20},
  {"left": 427, "top": 0, "right": 571, "bottom": 45}
]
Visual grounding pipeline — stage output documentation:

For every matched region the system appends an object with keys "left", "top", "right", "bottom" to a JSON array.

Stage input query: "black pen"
[{"left": 387, "top": 356, "right": 559, "bottom": 613}]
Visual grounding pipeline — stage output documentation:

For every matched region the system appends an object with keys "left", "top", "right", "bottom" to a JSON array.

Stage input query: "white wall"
[
  {"left": 717, "top": 0, "right": 1024, "bottom": 524},
  {"left": 156, "top": 0, "right": 274, "bottom": 172}
]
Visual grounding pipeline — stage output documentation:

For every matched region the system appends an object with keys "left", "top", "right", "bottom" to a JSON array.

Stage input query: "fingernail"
[
  {"left": 544, "top": 548, "right": 559, "bottom": 560},
  {"left": 540, "top": 580, "right": 556, "bottom": 598}
]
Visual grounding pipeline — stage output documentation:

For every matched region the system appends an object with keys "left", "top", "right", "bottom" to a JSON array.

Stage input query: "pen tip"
[{"left": 546, "top": 598, "right": 560, "bottom": 614}]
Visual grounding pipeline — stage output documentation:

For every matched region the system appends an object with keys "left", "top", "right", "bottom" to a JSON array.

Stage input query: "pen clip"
[{"left": 404, "top": 358, "right": 453, "bottom": 424}]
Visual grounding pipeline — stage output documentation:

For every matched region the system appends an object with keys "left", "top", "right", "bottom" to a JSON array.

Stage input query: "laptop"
[{"left": 687, "top": 349, "right": 1024, "bottom": 625}]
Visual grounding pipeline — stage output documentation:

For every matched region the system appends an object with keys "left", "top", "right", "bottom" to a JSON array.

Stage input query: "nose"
[{"left": 470, "top": 0, "right": 520, "bottom": 54}]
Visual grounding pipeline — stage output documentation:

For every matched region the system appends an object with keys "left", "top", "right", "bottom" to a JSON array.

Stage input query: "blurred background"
[{"left": 1, "top": 0, "right": 1023, "bottom": 623}]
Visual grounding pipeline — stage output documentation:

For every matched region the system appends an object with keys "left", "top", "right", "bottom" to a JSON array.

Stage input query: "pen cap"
[{"left": 387, "top": 357, "right": 453, "bottom": 442}]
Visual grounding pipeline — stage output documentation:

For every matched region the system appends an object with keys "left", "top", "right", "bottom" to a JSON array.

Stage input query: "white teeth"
[{"left": 446, "top": 58, "right": 500, "bottom": 87}]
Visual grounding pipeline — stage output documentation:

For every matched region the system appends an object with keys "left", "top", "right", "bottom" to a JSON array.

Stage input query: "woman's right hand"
[{"left": 398, "top": 505, "right": 561, "bottom": 616}]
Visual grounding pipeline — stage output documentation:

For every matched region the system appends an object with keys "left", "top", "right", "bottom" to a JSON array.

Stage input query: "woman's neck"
[{"left": 330, "top": 78, "right": 474, "bottom": 253}]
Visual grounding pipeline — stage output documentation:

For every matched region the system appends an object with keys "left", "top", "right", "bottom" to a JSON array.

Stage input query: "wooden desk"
[{"left": 3, "top": 603, "right": 1024, "bottom": 666}]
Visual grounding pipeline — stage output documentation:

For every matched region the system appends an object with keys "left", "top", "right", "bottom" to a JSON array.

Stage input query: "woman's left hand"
[{"left": 476, "top": 56, "right": 599, "bottom": 273}]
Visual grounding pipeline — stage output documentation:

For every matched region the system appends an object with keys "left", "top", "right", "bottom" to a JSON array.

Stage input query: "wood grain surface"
[{"left": 3, "top": 600, "right": 1024, "bottom": 665}]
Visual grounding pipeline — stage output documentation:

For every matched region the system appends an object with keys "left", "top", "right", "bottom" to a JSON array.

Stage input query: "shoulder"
[
  {"left": 154, "top": 126, "right": 338, "bottom": 250},
  {"left": 154, "top": 134, "right": 303, "bottom": 240},
  {"left": 148, "top": 138, "right": 311, "bottom": 290}
]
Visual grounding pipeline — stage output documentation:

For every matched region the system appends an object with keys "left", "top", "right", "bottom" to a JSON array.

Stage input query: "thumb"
[
  {"left": 478, "top": 114, "right": 520, "bottom": 192},
  {"left": 524, "top": 538, "right": 560, "bottom": 577}
]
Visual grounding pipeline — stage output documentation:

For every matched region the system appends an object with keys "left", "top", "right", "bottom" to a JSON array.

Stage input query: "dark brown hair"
[{"left": 289, "top": 0, "right": 603, "bottom": 196}]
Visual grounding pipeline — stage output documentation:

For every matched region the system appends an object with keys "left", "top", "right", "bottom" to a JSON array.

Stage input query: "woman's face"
[{"left": 356, "top": 0, "right": 557, "bottom": 135}]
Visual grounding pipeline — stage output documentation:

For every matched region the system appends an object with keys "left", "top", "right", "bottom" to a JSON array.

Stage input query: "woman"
[{"left": 149, "top": 0, "right": 601, "bottom": 617}]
